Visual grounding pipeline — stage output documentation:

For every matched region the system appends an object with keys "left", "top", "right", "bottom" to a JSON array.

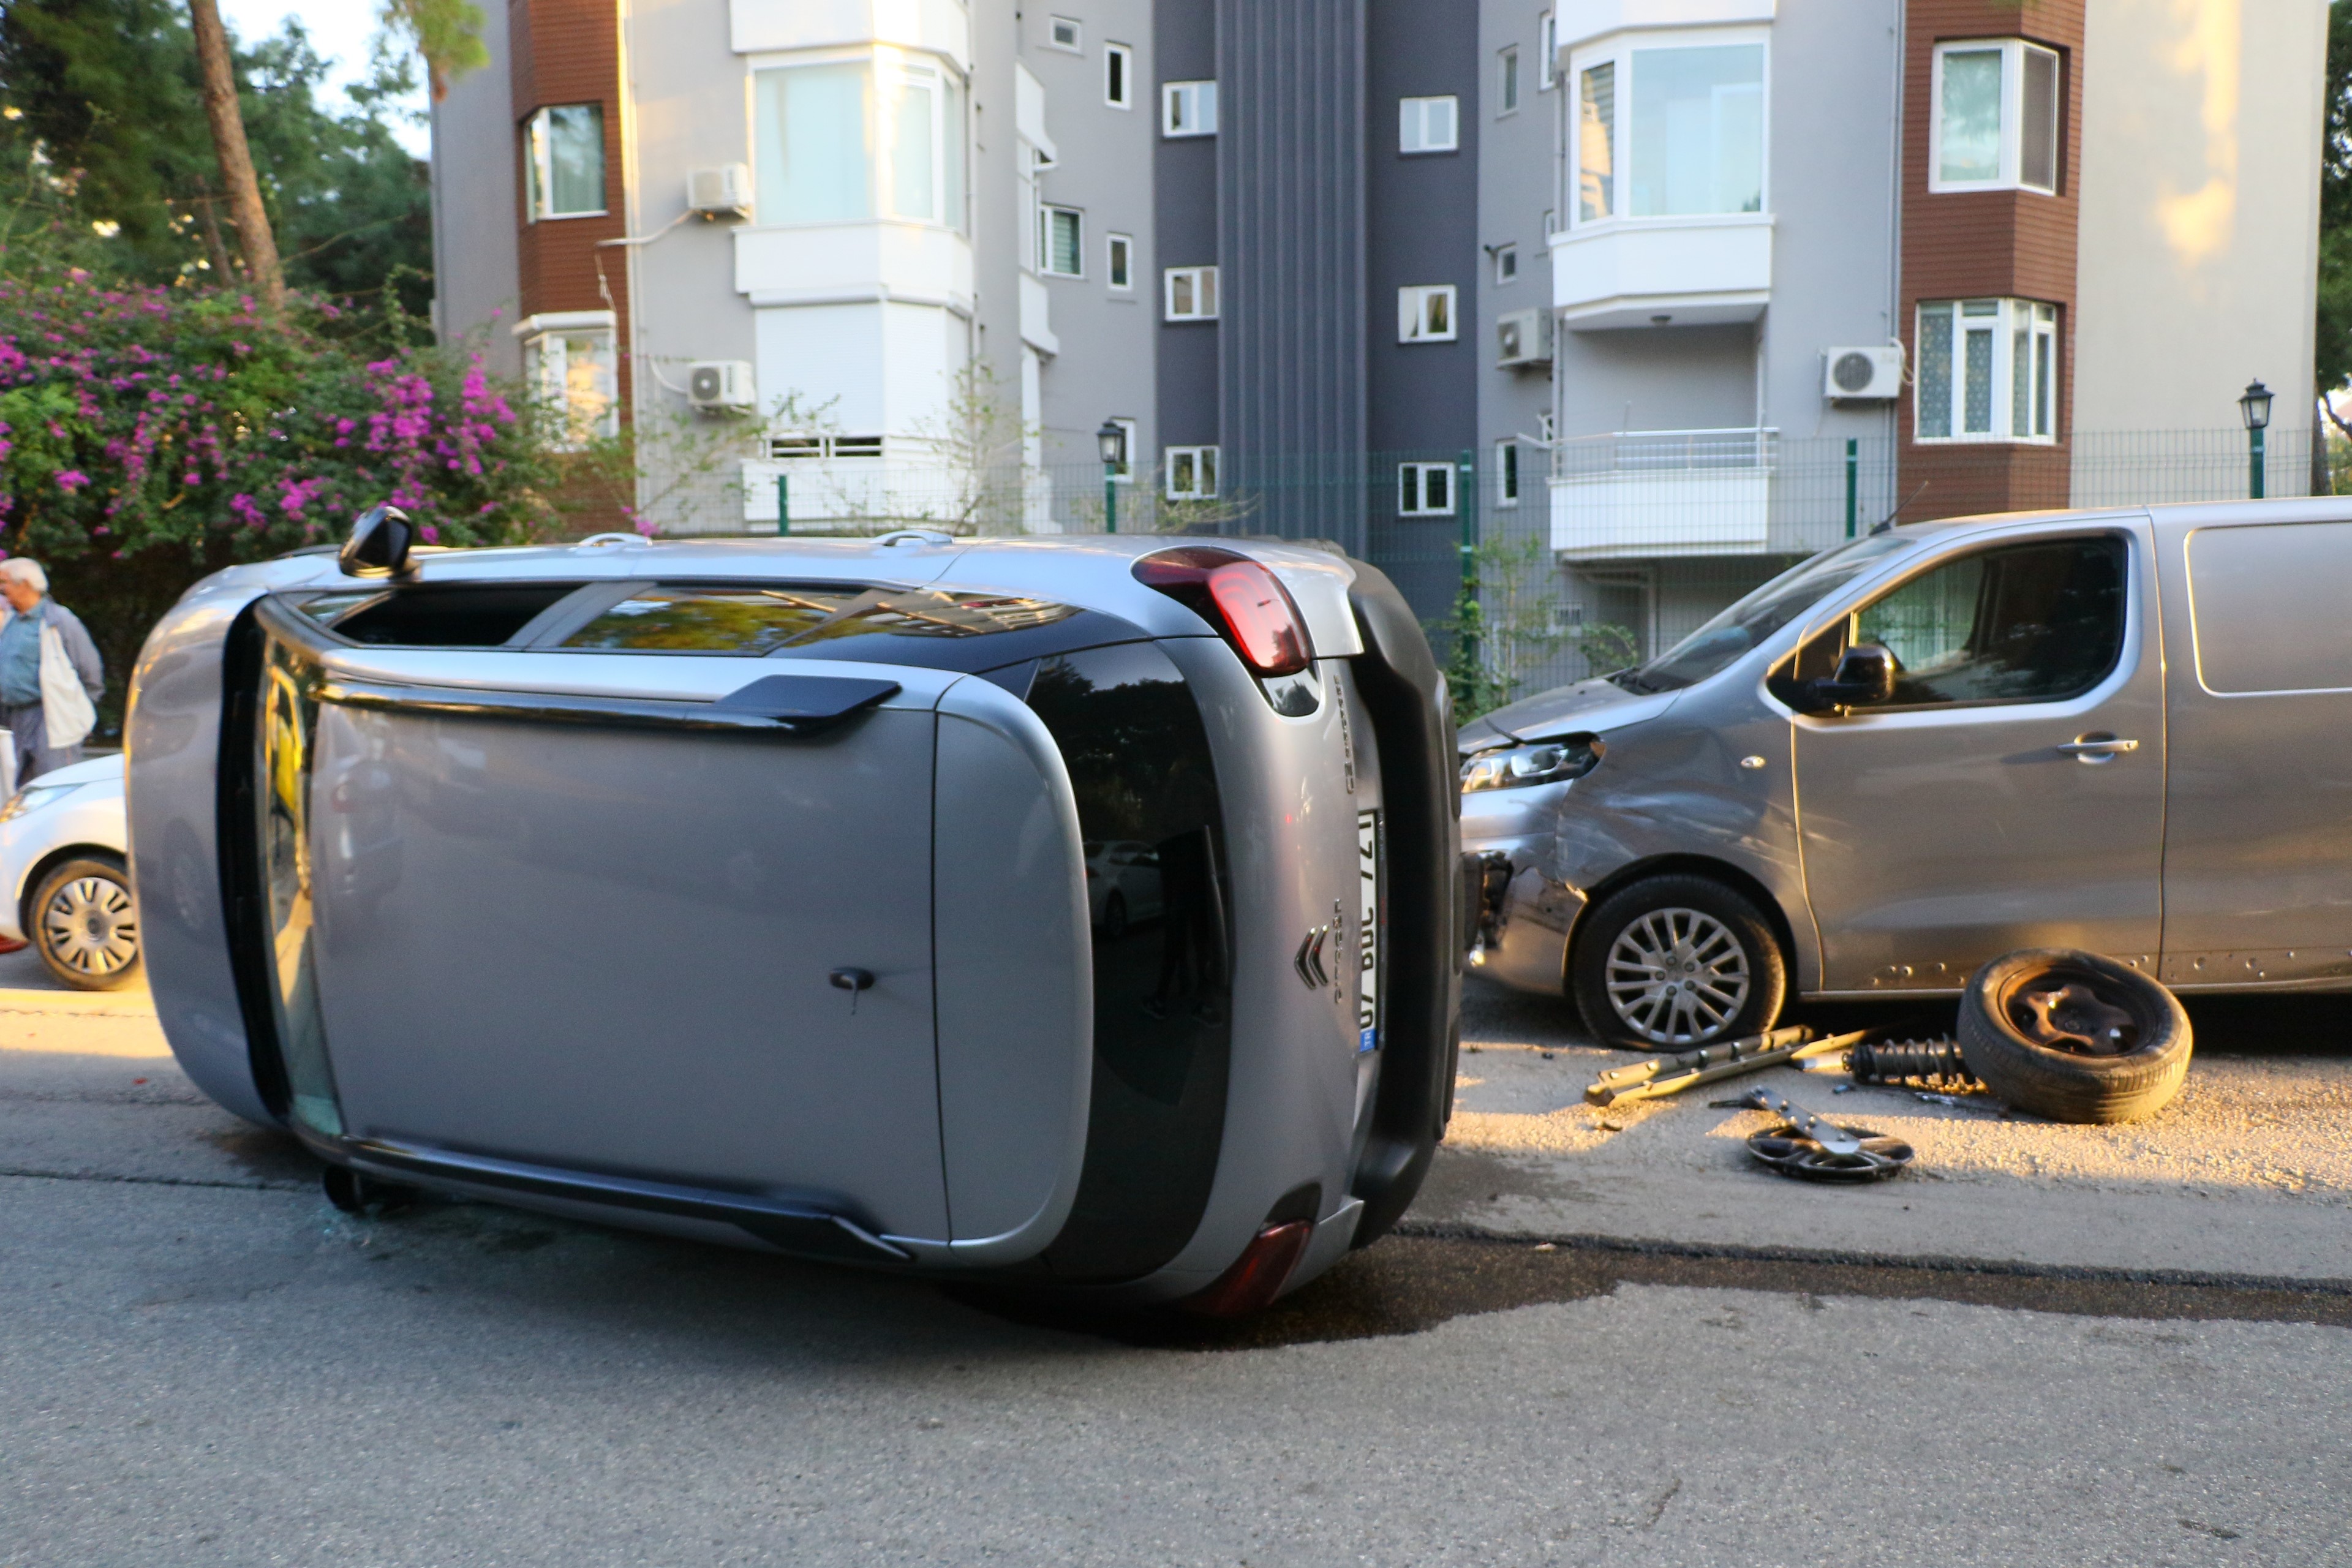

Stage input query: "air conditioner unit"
[
  {"left": 687, "top": 360, "right": 756, "bottom": 411},
  {"left": 1823, "top": 345, "right": 1904, "bottom": 400},
  {"left": 687, "top": 163, "right": 752, "bottom": 217},
  {"left": 1497, "top": 307, "right": 1553, "bottom": 368}
]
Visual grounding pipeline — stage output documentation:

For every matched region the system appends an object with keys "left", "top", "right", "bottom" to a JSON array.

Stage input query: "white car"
[
  {"left": 1084, "top": 839, "right": 1165, "bottom": 938},
  {"left": 0, "top": 752, "right": 138, "bottom": 990}
]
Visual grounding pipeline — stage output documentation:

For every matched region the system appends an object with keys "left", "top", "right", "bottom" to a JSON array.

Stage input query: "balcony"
[
  {"left": 1550, "top": 428, "right": 1776, "bottom": 560},
  {"left": 1549, "top": 215, "right": 1772, "bottom": 331}
]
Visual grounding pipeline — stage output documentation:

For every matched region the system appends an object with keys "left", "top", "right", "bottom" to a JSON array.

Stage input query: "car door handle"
[{"left": 2056, "top": 735, "right": 2139, "bottom": 761}]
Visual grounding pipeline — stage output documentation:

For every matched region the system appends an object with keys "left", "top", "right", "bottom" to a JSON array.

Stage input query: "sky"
[{"left": 217, "top": 0, "right": 432, "bottom": 156}]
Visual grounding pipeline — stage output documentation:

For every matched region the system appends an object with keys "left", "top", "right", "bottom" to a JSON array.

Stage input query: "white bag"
[{"left": 39, "top": 620, "right": 96, "bottom": 751}]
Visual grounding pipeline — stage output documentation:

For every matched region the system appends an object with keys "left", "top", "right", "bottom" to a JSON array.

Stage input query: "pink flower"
[{"left": 55, "top": 470, "right": 90, "bottom": 491}]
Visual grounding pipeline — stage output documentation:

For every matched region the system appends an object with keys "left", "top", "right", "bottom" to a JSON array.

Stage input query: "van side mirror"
[
  {"left": 339, "top": 505, "right": 418, "bottom": 579},
  {"left": 1803, "top": 642, "right": 1898, "bottom": 712}
]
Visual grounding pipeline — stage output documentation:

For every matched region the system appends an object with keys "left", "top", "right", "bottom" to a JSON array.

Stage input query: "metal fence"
[{"left": 632, "top": 426, "right": 2348, "bottom": 703}]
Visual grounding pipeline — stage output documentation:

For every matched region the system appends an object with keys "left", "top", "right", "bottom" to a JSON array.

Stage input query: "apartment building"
[{"left": 430, "top": 0, "right": 2329, "bottom": 643}]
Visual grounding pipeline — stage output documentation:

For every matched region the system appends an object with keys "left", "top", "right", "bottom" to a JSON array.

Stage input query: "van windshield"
[{"left": 1610, "top": 535, "right": 1919, "bottom": 694}]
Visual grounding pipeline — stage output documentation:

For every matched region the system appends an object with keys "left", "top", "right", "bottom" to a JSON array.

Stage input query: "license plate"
[{"left": 1357, "top": 809, "right": 1382, "bottom": 1053}]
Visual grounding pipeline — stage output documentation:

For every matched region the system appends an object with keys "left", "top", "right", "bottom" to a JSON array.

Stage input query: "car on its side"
[
  {"left": 0, "top": 752, "right": 138, "bottom": 990},
  {"left": 1463, "top": 497, "right": 2352, "bottom": 1050},
  {"left": 127, "top": 520, "right": 1460, "bottom": 1314}
]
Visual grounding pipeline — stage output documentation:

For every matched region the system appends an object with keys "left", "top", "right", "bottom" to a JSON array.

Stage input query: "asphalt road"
[{"left": 6, "top": 994, "right": 2351, "bottom": 1565}]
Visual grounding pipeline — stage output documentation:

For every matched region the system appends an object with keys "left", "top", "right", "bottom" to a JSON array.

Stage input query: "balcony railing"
[{"left": 1550, "top": 427, "right": 1778, "bottom": 560}]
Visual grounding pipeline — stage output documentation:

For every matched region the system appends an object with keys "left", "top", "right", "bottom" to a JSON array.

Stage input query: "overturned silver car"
[{"left": 127, "top": 521, "right": 1458, "bottom": 1313}]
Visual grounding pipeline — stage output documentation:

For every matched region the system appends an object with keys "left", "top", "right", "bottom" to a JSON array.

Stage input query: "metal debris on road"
[
  {"left": 1737, "top": 1086, "right": 1915, "bottom": 1182},
  {"left": 1585, "top": 1026, "right": 1869, "bottom": 1107}
]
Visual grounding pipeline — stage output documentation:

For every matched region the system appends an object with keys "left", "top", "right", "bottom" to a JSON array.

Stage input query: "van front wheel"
[{"left": 1570, "top": 875, "right": 1786, "bottom": 1050}]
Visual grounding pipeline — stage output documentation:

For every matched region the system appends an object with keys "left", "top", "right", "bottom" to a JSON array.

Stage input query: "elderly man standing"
[{"left": 0, "top": 558, "right": 104, "bottom": 794}]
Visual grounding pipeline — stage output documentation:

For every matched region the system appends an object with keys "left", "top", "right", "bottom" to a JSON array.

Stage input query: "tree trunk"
[{"left": 185, "top": 0, "right": 285, "bottom": 315}]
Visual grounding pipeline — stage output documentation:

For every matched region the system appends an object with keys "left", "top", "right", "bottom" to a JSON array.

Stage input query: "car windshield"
[{"left": 1610, "top": 535, "right": 1919, "bottom": 693}]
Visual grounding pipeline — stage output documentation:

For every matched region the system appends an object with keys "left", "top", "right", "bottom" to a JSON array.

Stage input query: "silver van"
[{"left": 1462, "top": 498, "right": 2352, "bottom": 1049}]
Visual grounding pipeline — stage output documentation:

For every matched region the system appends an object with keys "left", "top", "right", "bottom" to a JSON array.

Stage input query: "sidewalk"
[{"left": 1413, "top": 979, "right": 2352, "bottom": 1287}]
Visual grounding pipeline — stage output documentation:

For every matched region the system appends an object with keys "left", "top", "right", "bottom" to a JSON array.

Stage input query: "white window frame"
[
  {"left": 751, "top": 54, "right": 967, "bottom": 231},
  {"left": 1107, "top": 417, "right": 1138, "bottom": 483},
  {"left": 1495, "top": 439, "right": 1520, "bottom": 508},
  {"left": 1166, "top": 445, "right": 1219, "bottom": 499},
  {"left": 1539, "top": 411, "right": 1556, "bottom": 443},
  {"left": 1039, "top": 204, "right": 1084, "bottom": 277},
  {"left": 525, "top": 104, "right": 607, "bottom": 221},
  {"left": 520, "top": 312, "right": 619, "bottom": 450},
  {"left": 1568, "top": 29, "right": 1770, "bottom": 229},
  {"left": 1163, "top": 80, "right": 1218, "bottom": 137},
  {"left": 1047, "top": 16, "right": 1082, "bottom": 53},
  {"left": 1913, "top": 297, "right": 2060, "bottom": 445},
  {"left": 1106, "top": 232, "right": 1134, "bottom": 290},
  {"left": 1399, "top": 95, "right": 1459, "bottom": 154},
  {"left": 1164, "top": 265, "right": 1219, "bottom": 321},
  {"left": 1499, "top": 46, "right": 1520, "bottom": 116},
  {"left": 1538, "top": 12, "right": 1557, "bottom": 89},
  {"left": 1494, "top": 244, "right": 1518, "bottom": 285},
  {"left": 1104, "top": 42, "right": 1133, "bottom": 108},
  {"left": 1928, "top": 39, "right": 2061, "bottom": 195},
  {"left": 1398, "top": 462, "right": 1455, "bottom": 517},
  {"left": 1398, "top": 284, "right": 1458, "bottom": 343}
]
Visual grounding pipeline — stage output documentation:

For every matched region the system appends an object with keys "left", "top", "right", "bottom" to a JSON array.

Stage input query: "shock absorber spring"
[{"left": 1849, "top": 1036, "right": 1978, "bottom": 1090}]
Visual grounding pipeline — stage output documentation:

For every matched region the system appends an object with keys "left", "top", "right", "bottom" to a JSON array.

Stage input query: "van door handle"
[{"left": 2056, "top": 734, "right": 2139, "bottom": 762}]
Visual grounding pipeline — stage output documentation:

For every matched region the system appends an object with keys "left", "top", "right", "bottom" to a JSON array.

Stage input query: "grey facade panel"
[
  {"left": 429, "top": 0, "right": 522, "bottom": 376},
  {"left": 1154, "top": 1, "right": 1221, "bottom": 454},
  {"left": 1216, "top": 0, "right": 1366, "bottom": 546}
]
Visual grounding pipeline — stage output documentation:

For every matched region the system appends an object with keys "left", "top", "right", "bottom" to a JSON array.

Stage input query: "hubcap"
[
  {"left": 1604, "top": 907, "right": 1749, "bottom": 1045},
  {"left": 42, "top": 875, "right": 137, "bottom": 976}
]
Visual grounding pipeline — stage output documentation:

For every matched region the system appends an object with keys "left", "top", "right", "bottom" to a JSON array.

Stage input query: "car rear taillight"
[
  {"left": 1133, "top": 547, "right": 1313, "bottom": 677},
  {"left": 1183, "top": 1219, "right": 1314, "bottom": 1317}
]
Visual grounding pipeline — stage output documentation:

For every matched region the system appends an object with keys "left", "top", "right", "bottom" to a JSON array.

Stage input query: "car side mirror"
[
  {"left": 1803, "top": 642, "right": 1898, "bottom": 712},
  {"left": 339, "top": 505, "right": 418, "bottom": 579}
]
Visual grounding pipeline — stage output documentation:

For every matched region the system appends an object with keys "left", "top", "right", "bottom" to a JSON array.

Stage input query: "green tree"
[
  {"left": 1429, "top": 535, "right": 1637, "bottom": 724},
  {"left": 2318, "top": 2, "right": 2351, "bottom": 439}
]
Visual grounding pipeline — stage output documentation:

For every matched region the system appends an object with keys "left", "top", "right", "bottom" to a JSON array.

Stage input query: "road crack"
[{"left": 0, "top": 1164, "right": 306, "bottom": 1193}]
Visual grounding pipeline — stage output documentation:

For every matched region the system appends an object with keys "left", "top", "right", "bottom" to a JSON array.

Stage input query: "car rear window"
[
  {"left": 316, "top": 584, "right": 581, "bottom": 647},
  {"left": 559, "top": 586, "right": 1084, "bottom": 655}
]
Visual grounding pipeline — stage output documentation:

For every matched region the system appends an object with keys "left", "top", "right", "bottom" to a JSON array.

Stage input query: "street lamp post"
[
  {"left": 1096, "top": 420, "right": 1126, "bottom": 533},
  {"left": 2240, "top": 379, "right": 2274, "bottom": 501}
]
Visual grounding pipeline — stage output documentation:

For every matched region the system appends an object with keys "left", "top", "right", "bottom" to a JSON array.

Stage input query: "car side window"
[
  {"left": 1795, "top": 536, "right": 2128, "bottom": 709},
  {"left": 557, "top": 585, "right": 1084, "bottom": 655}
]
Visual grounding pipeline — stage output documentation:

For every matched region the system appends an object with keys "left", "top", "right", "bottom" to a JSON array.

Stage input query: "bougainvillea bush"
[{"left": 0, "top": 273, "right": 556, "bottom": 726}]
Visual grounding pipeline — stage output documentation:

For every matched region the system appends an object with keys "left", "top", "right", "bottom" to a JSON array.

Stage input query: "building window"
[
  {"left": 1048, "top": 16, "right": 1081, "bottom": 51},
  {"left": 1166, "top": 445, "right": 1219, "bottom": 499},
  {"left": 1398, "top": 462, "right": 1454, "bottom": 516},
  {"left": 1399, "top": 95, "right": 1459, "bottom": 154},
  {"left": 1931, "top": 39, "right": 2060, "bottom": 194},
  {"left": 1107, "top": 232, "right": 1133, "bottom": 290},
  {"left": 1539, "top": 411, "right": 1555, "bottom": 443},
  {"left": 1539, "top": 12, "right": 1557, "bottom": 89},
  {"left": 1105, "top": 42, "right": 1133, "bottom": 108},
  {"left": 1164, "top": 265, "right": 1219, "bottom": 320},
  {"left": 1494, "top": 244, "right": 1518, "bottom": 284},
  {"left": 1040, "top": 205, "right": 1083, "bottom": 276},
  {"left": 522, "top": 315, "right": 618, "bottom": 449},
  {"left": 1496, "top": 440, "right": 1520, "bottom": 508},
  {"left": 1572, "top": 39, "right": 1765, "bottom": 224},
  {"left": 1163, "top": 80, "right": 1217, "bottom": 137},
  {"left": 1915, "top": 298, "right": 2059, "bottom": 443},
  {"left": 525, "top": 104, "right": 606, "bottom": 219},
  {"left": 1107, "top": 417, "right": 1138, "bottom": 482},
  {"left": 754, "top": 57, "right": 967, "bottom": 228},
  {"left": 1398, "top": 284, "right": 1457, "bottom": 342},
  {"left": 1499, "top": 47, "right": 1520, "bottom": 115}
]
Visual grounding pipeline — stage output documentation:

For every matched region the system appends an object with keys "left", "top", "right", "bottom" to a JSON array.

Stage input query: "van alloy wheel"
[{"left": 1603, "top": 907, "right": 1751, "bottom": 1046}]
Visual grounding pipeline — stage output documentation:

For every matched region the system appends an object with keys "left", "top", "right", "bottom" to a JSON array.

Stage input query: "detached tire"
[
  {"left": 1958, "top": 948, "right": 2191, "bottom": 1123},
  {"left": 1571, "top": 874, "right": 1787, "bottom": 1050}
]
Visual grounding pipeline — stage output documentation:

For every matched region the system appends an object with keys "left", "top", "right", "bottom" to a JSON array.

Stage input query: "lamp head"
[
  {"left": 1096, "top": 420, "right": 1126, "bottom": 467},
  {"left": 2240, "top": 379, "right": 2274, "bottom": 431}
]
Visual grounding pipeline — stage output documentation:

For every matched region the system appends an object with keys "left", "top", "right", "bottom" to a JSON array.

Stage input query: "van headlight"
[
  {"left": 1460, "top": 739, "right": 1603, "bottom": 793},
  {"left": 0, "top": 780, "right": 81, "bottom": 823}
]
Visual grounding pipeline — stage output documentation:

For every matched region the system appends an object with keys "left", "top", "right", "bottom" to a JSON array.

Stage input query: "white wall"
[{"left": 2073, "top": 0, "right": 2328, "bottom": 439}]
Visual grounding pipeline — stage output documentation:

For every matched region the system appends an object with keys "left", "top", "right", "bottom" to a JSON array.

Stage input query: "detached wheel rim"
[
  {"left": 42, "top": 875, "right": 137, "bottom": 978},
  {"left": 1604, "top": 907, "right": 1750, "bottom": 1045}
]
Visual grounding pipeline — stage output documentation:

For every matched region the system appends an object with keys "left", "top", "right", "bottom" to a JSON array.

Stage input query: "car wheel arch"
[
  {"left": 17, "top": 843, "right": 129, "bottom": 935},
  {"left": 1565, "top": 854, "right": 1804, "bottom": 998}
]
